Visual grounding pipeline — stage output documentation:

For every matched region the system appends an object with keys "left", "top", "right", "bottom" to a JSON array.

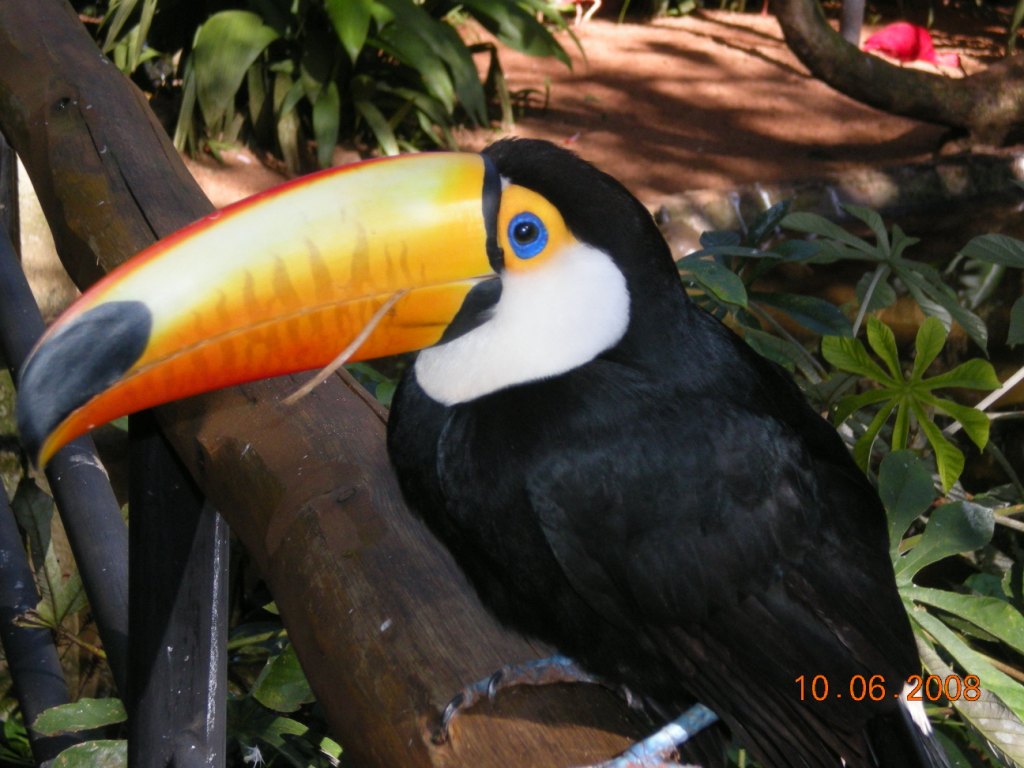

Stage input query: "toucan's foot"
[
  {"left": 574, "top": 704, "right": 719, "bottom": 768},
  {"left": 432, "top": 654, "right": 601, "bottom": 744}
]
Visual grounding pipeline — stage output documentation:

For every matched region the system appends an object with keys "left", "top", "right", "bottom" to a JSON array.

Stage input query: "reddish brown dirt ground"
[{"left": 189, "top": 10, "right": 1009, "bottom": 209}]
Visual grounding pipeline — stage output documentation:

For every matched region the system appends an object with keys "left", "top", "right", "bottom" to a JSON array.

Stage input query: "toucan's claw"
[{"left": 432, "top": 654, "right": 601, "bottom": 744}]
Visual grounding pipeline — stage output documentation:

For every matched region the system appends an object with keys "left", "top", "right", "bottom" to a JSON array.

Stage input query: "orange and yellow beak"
[{"left": 17, "top": 152, "right": 503, "bottom": 467}]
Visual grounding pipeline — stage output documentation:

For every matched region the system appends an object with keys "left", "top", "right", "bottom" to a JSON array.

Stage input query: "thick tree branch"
[
  {"left": 0, "top": 1, "right": 645, "bottom": 765},
  {"left": 773, "top": 0, "right": 1024, "bottom": 143}
]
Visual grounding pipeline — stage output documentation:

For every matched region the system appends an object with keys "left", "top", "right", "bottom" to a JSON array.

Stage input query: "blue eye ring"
[{"left": 507, "top": 212, "right": 548, "bottom": 260}]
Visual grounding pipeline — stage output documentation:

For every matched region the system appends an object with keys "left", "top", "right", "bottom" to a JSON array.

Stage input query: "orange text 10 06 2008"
[{"left": 794, "top": 673, "right": 982, "bottom": 702}]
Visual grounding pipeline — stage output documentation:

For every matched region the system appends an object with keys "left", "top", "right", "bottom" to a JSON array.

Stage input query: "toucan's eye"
[{"left": 508, "top": 213, "right": 548, "bottom": 260}]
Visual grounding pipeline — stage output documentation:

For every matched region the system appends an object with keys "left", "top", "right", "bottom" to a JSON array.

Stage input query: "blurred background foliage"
[{"left": 74, "top": 0, "right": 574, "bottom": 171}]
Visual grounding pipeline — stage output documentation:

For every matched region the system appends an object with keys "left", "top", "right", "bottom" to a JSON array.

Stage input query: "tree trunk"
[
  {"left": 773, "top": 0, "right": 1024, "bottom": 144},
  {"left": 0, "top": 1, "right": 646, "bottom": 765}
]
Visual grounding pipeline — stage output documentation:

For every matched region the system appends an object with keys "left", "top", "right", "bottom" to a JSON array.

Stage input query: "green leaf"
[
  {"left": 459, "top": 0, "right": 570, "bottom": 64},
  {"left": 12, "top": 479, "right": 87, "bottom": 628},
  {"left": 896, "top": 501, "right": 994, "bottom": 580},
  {"left": 192, "top": 11, "right": 280, "bottom": 129},
  {"left": 960, "top": 233, "right": 1024, "bottom": 268},
  {"left": 913, "top": 608, "right": 1024, "bottom": 721},
  {"left": 913, "top": 405, "right": 965, "bottom": 493},
  {"left": 312, "top": 81, "right": 341, "bottom": 169},
  {"left": 751, "top": 292, "right": 852, "bottom": 337},
  {"left": 781, "top": 212, "right": 879, "bottom": 257},
  {"left": 34, "top": 699, "right": 127, "bottom": 737},
  {"left": 900, "top": 269, "right": 989, "bottom": 352},
  {"left": 927, "top": 396, "right": 990, "bottom": 452},
  {"left": 924, "top": 358, "right": 1001, "bottom": 391},
  {"left": 745, "top": 200, "right": 791, "bottom": 246},
  {"left": 325, "top": 0, "right": 372, "bottom": 63},
  {"left": 251, "top": 644, "right": 315, "bottom": 713},
  {"left": 910, "top": 317, "right": 946, "bottom": 380},
  {"left": 821, "top": 336, "right": 891, "bottom": 383},
  {"left": 678, "top": 257, "right": 747, "bottom": 307},
  {"left": 53, "top": 740, "right": 126, "bottom": 768},
  {"left": 867, "top": 317, "right": 902, "bottom": 380},
  {"left": 916, "top": 636, "right": 1024, "bottom": 764},
  {"left": 1010, "top": 296, "right": 1024, "bottom": 347},
  {"left": 853, "top": 398, "right": 897, "bottom": 470},
  {"left": 832, "top": 387, "right": 896, "bottom": 425},
  {"left": 354, "top": 98, "right": 399, "bottom": 156},
  {"left": 878, "top": 450, "right": 935, "bottom": 551},
  {"left": 843, "top": 204, "right": 890, "bottom": 256},
  {"left": 907, "top": 587, "right": 1024, "bottom": 656}
]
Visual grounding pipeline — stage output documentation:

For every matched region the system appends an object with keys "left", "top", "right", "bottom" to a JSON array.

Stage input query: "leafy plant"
[
  {"left": 881, "top": 451, "right": 1024, "bottom": 765},
  {"left": 783, "top": 205, "right": 989, "bottom": 350},
  {"left": 167, "top": 0, "right": 570, "bottom": 168},
  {"left": 823, "top": 316, "right": 999, "bottom": 490}
]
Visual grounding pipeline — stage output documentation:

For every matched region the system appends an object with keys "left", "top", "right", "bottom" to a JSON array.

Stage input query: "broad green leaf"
[
  {"left": 911, "top": 316, "right": 947, "bottom": 380},
  {"left": 888, "top": 224, "right": 920, "bottom": 261},
  {"left": 678, "top": 257, "right": 747, "bottom": 307},
  {"left": 916, "top": 637, "right": 1024, "bottom": 765},
  {"left": 1010, "top": 296, "right": 1024, "bottom": 347},
  {"left": 459, "top": 0, "right": 570, "bottom": 64},
  {"left": 924, "top": 358, "right": 1001, "bottom": 391},
  {"left": 770, "top": 239, "right": 821, "bottom": 262},
  {"left": 843, "top": 204, "right": 890, "bottom": 256},
  {"left": 312, "top": 81, "right": 341, "bottom": 169},
  {"left": 751, "top": 292, "right": 852, "bottom": 337},
  {"left": 912, "top": 608, "right": 1024, "bottom": 721},
  {"left": 821, "top": 336, "right": 891, "bottom": 383},
  {"left": 896, "top": 501, "right": 994, "bottom": 580},
  {"left": 866, "top": 317, "right": 902, "bottom": 380},
  {"left": 325, "top": 0, "right": 372, "bottom": 63},
  {"left": 832, "top": 387, "right": 895, "bottom": 425},
  {"left": 12, "top": 479, "right": 86, "bottom": 627},
  {"left": 781, "top": 212, "right": 878, "bottom": 257},
  {"left": 878, "top": 450, "right": 935, "bottom": 551},
  {"left": 926, "top": 395, "right": 990, "bottom": 451},
  {"left": 34, "top": 699, "right": 127, "bottom": 737},
  {"left": 354, "top": 99, "right": 399, "bottom": 155},
  {"left": 853, "top": 398, "right": 897, "bottom": 470},
  {"left": 698, "top": 230, "right": 740, "bottom": 249},
  {"left": 193, "top": 11, "right": 280, "bottom": 129},
  {"left": 907, "top": 587, "right": 1024, "bottom": 656},
  {"left": 960, "top": 233, "right": 1024, "bottom": 268},
  {"left": 251, "top": 644, "right": 315, "bottom": 713},
  {"left": 53, "top": 740, "right": 126, "bottom": 768},
  {"left": 900, "top": 269, "right": 989, "bottom": 352},
  {"left": 742, "top": 328, "right": 815, "bottom": 378},
  {"left": 913, "top": 406, "right": 965, "bottom": 493},
  {"left": 746, "top": 200, "right": 790, "bottom": 246}
]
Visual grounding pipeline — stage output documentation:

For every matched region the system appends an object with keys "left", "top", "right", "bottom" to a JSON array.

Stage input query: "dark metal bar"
[
  {"left": 0, "top": 218, "right": 130, "bottom": 694},
  {"left": 128, "top": 411, "right": 228, "bottom": 768},
  {"left": 0, "top": 130, "right": 18, "bottom": 257},
  {"left": 0, "top": 475, "right": 78, "bottom": 761}
]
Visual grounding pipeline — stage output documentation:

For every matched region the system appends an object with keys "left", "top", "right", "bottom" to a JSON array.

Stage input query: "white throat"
[{"left": 414, "top": 243, "right": 630, "bottom": 405}]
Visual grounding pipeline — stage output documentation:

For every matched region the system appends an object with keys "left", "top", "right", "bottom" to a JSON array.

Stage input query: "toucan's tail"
[{"left": 865, "top": 697, "right": 951, "bottom": 768}]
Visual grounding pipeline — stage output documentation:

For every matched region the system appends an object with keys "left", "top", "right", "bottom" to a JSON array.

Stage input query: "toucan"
[{"left": 17, "top": 139, "right": 949, "bottom": 767}]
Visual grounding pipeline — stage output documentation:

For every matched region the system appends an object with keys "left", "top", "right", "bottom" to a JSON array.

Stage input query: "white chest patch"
[{"left": 414, "top": 243, "right": 630, "bottom": 405}]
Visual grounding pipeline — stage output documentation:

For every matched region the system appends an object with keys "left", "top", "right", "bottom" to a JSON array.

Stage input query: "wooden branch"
[
  {"left": 772, "top": 0, "right": 1024, "bottom": 143},
  {"left": 0, "top": 1, "right": 644, "bottom": 765}
]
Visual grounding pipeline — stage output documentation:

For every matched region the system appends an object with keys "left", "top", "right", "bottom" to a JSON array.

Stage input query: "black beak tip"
[{"left": 15, "top": 301, "right": 153, "bottom": 465}]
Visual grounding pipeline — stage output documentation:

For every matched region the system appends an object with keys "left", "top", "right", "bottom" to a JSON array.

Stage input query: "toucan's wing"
[{"left": 526, "top": 376, "right": 915, "bottom": 766}]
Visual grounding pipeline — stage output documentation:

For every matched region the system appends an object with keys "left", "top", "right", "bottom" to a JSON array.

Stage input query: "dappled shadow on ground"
[{"left": 457, "top": 12, "right": 981, "bottom": 203}]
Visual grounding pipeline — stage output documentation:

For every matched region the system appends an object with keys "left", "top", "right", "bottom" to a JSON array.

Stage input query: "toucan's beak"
[{"left": 18, "top": 152, "right": 501, "bottom": 467}]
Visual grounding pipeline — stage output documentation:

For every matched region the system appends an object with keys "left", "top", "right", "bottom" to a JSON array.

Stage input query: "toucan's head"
[{"left": 17, "top": 139, "right": 680, "bottom": 467}]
